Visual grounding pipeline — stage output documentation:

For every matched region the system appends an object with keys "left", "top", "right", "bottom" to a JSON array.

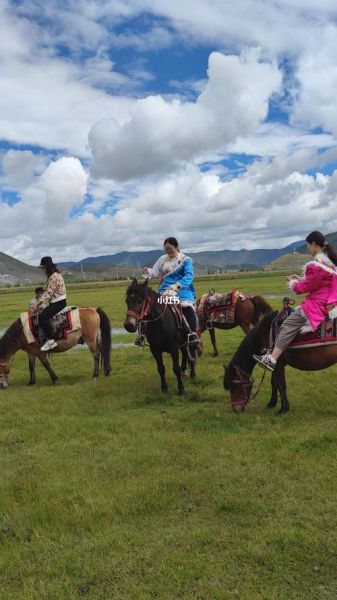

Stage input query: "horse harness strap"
[{"left": 127, "top": 297, "right": 169, "bottom": 324}]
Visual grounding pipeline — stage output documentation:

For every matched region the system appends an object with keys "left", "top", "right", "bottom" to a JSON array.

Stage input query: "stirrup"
[{"left": 187, "top": 332, "right": 199, "bottom": 346}]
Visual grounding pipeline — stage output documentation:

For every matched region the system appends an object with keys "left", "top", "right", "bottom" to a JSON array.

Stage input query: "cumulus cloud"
[
  {"left": 292, "top": 25, "right": 337, "bottom": 138},
  {"left": 2, "top": 157, "right": 337, "bottom": 264},
  {"left": 89, "top": 50, "right": 282, "bottom": 179}
]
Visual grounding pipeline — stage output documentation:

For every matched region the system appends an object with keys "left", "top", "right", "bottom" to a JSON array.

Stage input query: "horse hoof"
[
  {"left": 178, "top": 389, "right": 185, "bottom": 396},
  {"left": 52, "top": 379, "right": 59, "bottom": 386},
  {"left": 27, "top": 381, "right": 35, "bottom": 386},
  {"left": 266, "top": 403, "right": 277, "bottom": 409},
  {"left": 277, "top": 408, "right": 289, "bottom": 415},
  {"left": 162, "top": 387, "right": 168, "bottom": 394}
]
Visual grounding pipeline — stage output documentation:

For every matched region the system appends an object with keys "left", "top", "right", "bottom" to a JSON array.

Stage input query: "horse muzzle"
[{"left": 124, "top": 316, "right": 137, "bottom": 332}]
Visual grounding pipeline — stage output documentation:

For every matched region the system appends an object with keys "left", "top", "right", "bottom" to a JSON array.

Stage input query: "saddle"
[
  {"left": 198, "top": 290, "right": 243, "bottom": 327},
  {"left": 21, "top": 306, "right": 81, "bottom": 344},
  {"left": 271, "top": 298, "right": 337, "bottom": 350}
]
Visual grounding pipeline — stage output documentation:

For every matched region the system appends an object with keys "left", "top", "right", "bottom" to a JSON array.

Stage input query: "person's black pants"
[
  {"left": 39, "top": 299, "right": 66, "bottom": 339},
  {"left": 182, "top": 306, "right": 198, "bottom": 332}
]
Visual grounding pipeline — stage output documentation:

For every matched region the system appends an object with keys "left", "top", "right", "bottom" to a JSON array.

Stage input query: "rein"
[{"left": 232, "top": 364, "right": 266, "bottom": 403}]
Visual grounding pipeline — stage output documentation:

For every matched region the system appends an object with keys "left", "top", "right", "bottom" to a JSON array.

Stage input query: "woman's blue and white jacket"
[{"left": 144, "top": 252, "right": 196, "bottom": 305}]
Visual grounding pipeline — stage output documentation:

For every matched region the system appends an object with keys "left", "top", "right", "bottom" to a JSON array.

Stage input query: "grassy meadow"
[{"left": 0, "top": 273, "right": 336, "bottom": 599}]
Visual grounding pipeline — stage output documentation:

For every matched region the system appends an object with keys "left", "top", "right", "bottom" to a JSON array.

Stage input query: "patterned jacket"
[
  {"left": 145, "top": 252, "right": 196, "bottom": 304},
  {"left": 39, "top": 272, "right": 67, "bottom": 304}
]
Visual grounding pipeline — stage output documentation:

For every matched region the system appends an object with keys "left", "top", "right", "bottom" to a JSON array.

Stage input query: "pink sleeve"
[{"left": 293, "top": 265, "right": 325, "bottom": 295}]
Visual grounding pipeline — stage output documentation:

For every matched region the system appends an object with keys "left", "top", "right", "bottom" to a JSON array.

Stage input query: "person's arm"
[
  {"left": 142, "top": 256, "right": 163, "bottom": 280},
  {"left": 169, "top": 258, "right": 194, "bottom": 292},
  {"left": 38, "top": 275, "right": 55, "bottom": 304},
  {"left": 288, "top": 265, "right": 325, "bottom": 295}
]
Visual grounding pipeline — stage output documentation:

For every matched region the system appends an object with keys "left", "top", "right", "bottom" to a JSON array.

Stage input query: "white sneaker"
[{"left": 41, "top": 339, "right": 57, "bottom": 351}]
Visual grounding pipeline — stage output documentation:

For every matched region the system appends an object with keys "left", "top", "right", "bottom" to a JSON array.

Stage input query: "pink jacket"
[{"left": 289, "top": 253, "right": 337, "bottom": 329}]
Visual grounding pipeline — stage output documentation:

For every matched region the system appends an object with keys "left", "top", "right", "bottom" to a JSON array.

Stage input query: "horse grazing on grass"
[
  {"left": 197, "top": 293, "right": 272, "bottom": 357},
  {"left": 0, "top": 307, "right": 111, "bottom": 388},
  {"left": 124, "top": 279, "right": 196, "bottom": 395},
  {"left": 224, "top": 310, "right": 337, "bottom": 414}
]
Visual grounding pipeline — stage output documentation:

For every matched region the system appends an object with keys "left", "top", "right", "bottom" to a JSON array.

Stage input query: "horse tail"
[
  {"left": 96, "top": 307, "right": 111, "bottom": 376},
  {"left": 251, "top": 296, "right": 273, "bottom": 325}
]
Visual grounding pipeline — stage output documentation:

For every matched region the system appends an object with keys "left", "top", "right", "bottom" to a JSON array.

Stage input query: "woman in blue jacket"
[{"left": 139, "top": 237, "right": 199, "bottom": 346}]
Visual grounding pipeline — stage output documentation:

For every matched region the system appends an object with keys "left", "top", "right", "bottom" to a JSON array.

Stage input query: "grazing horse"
[
  {"left": 197, "top": 293, "right": 272, "bottom": 356},
  {"left": 124, "top": 279, "right": 196, "bottom": 395},
  {"left": 0, "top": 307, "right": 111, "bottom": 388},
  {"left": 224, "top": 310, "right": 337, "bottom": 414}
]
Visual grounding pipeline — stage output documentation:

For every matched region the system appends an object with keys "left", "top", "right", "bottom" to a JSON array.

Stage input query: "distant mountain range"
[
  {"left": 59, "top": 240, "right": 306, "bottom": 273},
  {"left": 2, "top": 231, "right": 337, "bottom": 285},
  {"left": 0, "top": 252, "right": 41, "bottom": 286}
]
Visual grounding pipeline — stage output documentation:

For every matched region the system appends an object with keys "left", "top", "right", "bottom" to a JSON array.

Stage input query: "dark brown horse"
[
  {"left": 0, "top": 307, "right": 111, "bottom": 388},
  {"left": 224, "top": 310, "right": 337, "bottom": 413},
  {"left": 197, "top": 293, "right": 272, "bottom": 356},
  {"left": 124, "top": 279, "right": 196, "bottom": 395}
]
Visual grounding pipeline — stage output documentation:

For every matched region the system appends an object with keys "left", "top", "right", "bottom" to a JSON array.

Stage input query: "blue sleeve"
[{"left": 177, "top": 258, "right": 194, "bottom": 289}]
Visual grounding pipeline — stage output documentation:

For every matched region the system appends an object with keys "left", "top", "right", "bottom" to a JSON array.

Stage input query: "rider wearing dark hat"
[{"left": 35, "top": 256, "right": 67, "bottom": 351}]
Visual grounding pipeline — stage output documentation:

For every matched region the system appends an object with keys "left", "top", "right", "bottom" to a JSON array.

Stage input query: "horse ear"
[
  {"left": 132, "top": 277, "right": 137, "bottom": 285},
  {"left": 143, "top": 278, "right": 149, "bottom": 286}
]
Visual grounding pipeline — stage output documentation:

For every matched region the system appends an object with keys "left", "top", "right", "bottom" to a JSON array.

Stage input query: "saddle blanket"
[
  {"left": 273, "top": 310, "right": 337, "bottom": 349},
  {"left": 20, "top": 306, "right": 81, "bottom": 345},
  {"left": 198, "top": 291, "right": 247, "bottom": 325},
  {"left": 289, "top": 317, "right": 337, "bottom": 349}
]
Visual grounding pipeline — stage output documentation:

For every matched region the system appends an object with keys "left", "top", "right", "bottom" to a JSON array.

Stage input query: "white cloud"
[{"left": 89, "top": 50, "right": 282, "bottom": 179}]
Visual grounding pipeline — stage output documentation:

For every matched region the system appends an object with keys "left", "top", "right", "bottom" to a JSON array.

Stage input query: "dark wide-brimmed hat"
[{"left": 38, "top": 256, "right": 57, "bottom": 269}]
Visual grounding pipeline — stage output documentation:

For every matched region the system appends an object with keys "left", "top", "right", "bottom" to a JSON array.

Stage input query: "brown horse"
[
  {"left": 224, "top": 310, "right": 337, "bottom": 413},
  {"left": 0, "top": 307, "right": 111, "bottom": 388},
  {"left": 197, "top": 293, "right": 272, "bottom": 356}
]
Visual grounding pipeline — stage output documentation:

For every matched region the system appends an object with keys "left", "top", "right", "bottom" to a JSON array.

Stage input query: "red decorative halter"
[
  {"left": 127, "top": 297, "right": 153, "bottom": 322},
  {"left": 231, "top": 365, "right": 254, "bottom": 408},
  {"left": 127, "top": 296, "right": 169, "bottom": 324}
]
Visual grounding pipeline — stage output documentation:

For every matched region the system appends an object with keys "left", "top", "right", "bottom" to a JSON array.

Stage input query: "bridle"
[
  {"left": 126, "top": 295, "right": 168, "bottom": 324},
  {"left": 230, "top": 364, "right": 266, "bottom": 407},
  {"left": 231, "top": 365, "right": 254, "bottom": 405}
]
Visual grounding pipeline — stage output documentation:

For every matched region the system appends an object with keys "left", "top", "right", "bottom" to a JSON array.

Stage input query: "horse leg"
[
  {"left": 266, "top": 371, "right": 278, "bottom": 408},
  {"left": 209, "top": 327, "right": 219, "bottom": 357},
  {"left": 37, "top": 353, "right": 58, "bottom": 384},
  {"left": 240, "top": 323, "right": 251, "bottom": 335},
  {"left": 189, "top": 346, "right": 196, "bottom": 380},
  {"left": 275, "top": 365, "right": 289, "bottom": 414},
  {"left": 181, "top": 347, "right": 188, "bottom": 376},
  {"left": 28, "top": 353, "right": 36, "bottom": 385},
  {"left": 84, "top": 337, "right": 100, "bottom": 378},
  {"left": 152, "top": 351, "right": 168, "bottom": 393},
  {"left": 171, "top": 346, "right": 184, "bottom": 395}
]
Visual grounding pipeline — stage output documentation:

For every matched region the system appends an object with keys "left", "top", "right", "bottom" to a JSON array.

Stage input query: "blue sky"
[{"left": 1, "top": 0, "right": 337, "bottom": 262}]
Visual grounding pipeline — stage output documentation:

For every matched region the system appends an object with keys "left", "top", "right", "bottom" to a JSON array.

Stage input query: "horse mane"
[
  {"left": 226, "top": 311, "right": 277, "bottom": 380},
  {"left": 126, "top": 280, "right": 159, "bottom": 300},
  {"left": 0, "top": 319, "right": 23, "bottom": 357}
]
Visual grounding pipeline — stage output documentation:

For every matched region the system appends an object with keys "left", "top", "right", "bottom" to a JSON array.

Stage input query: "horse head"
[
  {"left": 223, "top": 362, "right": 253, "bottom": 412},
  {"left": 124, "top": 278, "right": 153, "bottom": 332},
  {"left": 0, "top": 360, "right": 10, "bottom": 389}
]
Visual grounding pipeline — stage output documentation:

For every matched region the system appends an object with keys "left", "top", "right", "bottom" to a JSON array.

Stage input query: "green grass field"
[{"left": 0, "top": 274, "right": 336, "bottom": 599}]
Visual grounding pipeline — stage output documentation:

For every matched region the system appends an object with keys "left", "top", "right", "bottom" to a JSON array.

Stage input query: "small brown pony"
[
  {"left": 0, "top": 307, "right": 111, "bottom": 388},
  {"left": 197, "top": 293, "right": 273, "bottom": 356}
]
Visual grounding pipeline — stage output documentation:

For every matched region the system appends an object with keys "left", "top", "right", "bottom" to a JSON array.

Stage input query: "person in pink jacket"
[{"left": 253, "top": 231, "right": 337, "bottom": 371}]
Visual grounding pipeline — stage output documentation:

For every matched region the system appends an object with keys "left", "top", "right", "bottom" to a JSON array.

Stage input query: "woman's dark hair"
[
  {"left": 45, "top": 265, "right": 60, "bottom": 277},
  {"left": 164, "top": 237, "right": 179, "bottom": 249},
  {"left": 306, "top": 231, "right": 337, "bottom": 265}
]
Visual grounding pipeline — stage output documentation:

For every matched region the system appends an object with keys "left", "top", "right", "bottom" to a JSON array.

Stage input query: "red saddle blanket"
[
  {"left": 21, "top": 307, "right": 81, "bottom": 344},
  {"left": 272, "top": 310, "right": 337, "bottom": 349},
  {"left": 289, "top": 318, "right": 337, "bottom": 348},
  {"left": 198, "top": 291, "right": 243, "bottom": 324}
]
